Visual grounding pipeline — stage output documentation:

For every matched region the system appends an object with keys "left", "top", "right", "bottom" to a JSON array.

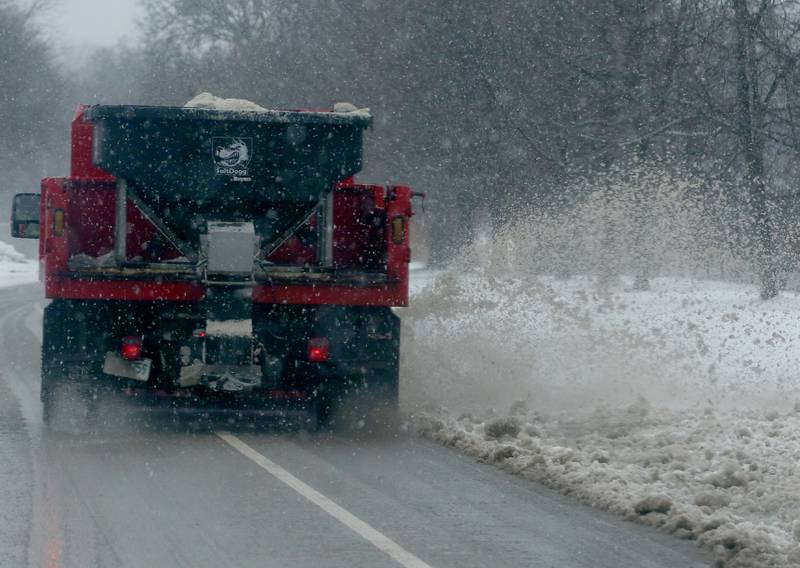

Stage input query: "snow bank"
[
  {"left": 416, "top": 402, "right": 800, "bottom": 567},
  {"left": 0, "top": 241, "right": 37, "bottom": 288},
  {"left": 403, "top": 271, "right": 800, "bottom": 566},
  {"left": 403, "top": 274, "right": 800, "bottom": 413}
]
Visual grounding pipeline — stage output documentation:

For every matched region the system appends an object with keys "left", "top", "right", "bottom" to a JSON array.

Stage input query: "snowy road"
[{"left": 0, "top": 285, "right": 709, "bottom": 568}]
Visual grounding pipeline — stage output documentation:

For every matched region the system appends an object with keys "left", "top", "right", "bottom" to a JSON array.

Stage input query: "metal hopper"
[{"left": 84, "top": 105, "right": 372, "bottom": 264}]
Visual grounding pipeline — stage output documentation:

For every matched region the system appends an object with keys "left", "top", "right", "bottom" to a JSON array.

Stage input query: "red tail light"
[
  {"left": 307, "top": 337, "right": 330, "bottom": 362},
  {"left": 121, "top": 336, "right": 143, "bottom": 361}
]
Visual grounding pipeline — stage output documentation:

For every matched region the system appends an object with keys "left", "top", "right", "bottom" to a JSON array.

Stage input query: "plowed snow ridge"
[
  {"left": 403, "top": 271, "right": 800, "bottom": 568},
  {"left": 0, "top": 242, "right": 37, "bottom": 289}
]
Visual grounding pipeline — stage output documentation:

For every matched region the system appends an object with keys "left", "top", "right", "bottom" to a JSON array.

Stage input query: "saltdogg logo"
[{"left": 213, "top": 137, "right": 253, "bottom": 181}]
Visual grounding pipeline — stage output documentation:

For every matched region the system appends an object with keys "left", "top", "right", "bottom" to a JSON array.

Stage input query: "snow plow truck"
[{"left": 11, "top": 102, "right": 415, "bottom": 429}]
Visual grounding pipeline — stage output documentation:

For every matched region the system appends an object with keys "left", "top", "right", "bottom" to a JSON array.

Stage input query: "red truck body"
[
  {"left": 41, "top": 107, "right": 411, "bottom": 305},
  {"left": 15, "top": 104, "right": 414, "bottom": 429}
]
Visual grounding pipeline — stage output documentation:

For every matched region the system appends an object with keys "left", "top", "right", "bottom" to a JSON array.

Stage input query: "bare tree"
[{"left": 680, "top": 0, "right": 800, "bottom": 297}]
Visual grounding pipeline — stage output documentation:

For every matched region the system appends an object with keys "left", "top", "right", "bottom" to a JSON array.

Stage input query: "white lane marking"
[{"left": 216, "top": 432, "right": 434, "bottom": 568}]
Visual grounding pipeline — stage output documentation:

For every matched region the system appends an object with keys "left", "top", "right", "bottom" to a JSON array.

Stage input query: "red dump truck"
[{"left": 11, "top": 103, "right": 414, "bottom": 429}]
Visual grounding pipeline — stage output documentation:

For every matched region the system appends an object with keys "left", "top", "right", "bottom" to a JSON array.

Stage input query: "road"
[{"left": 0, "top": 284, "right": 709, "bottom": 568}]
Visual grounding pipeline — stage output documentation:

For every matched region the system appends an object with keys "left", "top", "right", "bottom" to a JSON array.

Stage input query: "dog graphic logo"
[{"left": 213, "top": 137, "right": 253, "bottom": 179}]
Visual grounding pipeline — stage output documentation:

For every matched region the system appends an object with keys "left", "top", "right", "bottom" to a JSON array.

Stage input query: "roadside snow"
[
  {"left": 0, "top": 242, "right": 37, "bottom": 288},
  {"left": 403, "top": 271, "right": 800, "bottom": 567}
]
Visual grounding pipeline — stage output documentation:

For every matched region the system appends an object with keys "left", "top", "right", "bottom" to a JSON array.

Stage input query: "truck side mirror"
[{"left": 11, "top": 193, "right": 41, "bottom": 239}]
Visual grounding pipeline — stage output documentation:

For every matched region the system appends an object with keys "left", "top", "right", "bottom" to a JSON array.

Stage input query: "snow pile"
[
  {"left": 184, "top": 93, "right": 371, "bottom": 118},
  {"left": 185, "top": 92, "right": 268, "bottom": 112},
  {"left": 68, "top": 251, "right": 116, "bottom": 268},
  {"left": 0, "top": 241, "right": 37, "bottom": 288},
  {"left": 402, "top": 272, "right": 800, "bottom": 567},
  {"left": 332, "top": 101, "right": 372, "bottom": 119},
  {"left": 0, "top": 241, "right": 27, "bottom": 264}
]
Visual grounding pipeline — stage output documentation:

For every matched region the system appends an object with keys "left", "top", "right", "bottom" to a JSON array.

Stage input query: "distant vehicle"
[{"left": 12, "top": 103, "right": 415, "bottom": 429}]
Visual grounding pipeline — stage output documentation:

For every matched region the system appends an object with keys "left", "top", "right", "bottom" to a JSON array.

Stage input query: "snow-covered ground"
[
  {"left": 0, "top": 240, "right": 37, "bottom": 288},
  {"left": 402, "top": 271, "right": 800, "bottom": 567}
]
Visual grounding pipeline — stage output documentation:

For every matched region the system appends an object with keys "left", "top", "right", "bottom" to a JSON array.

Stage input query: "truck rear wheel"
[
  {"left": 41, "top": 302, "right": 101, "bottom": 432},
  {"left": 306, "top": 394, "right": 327, "bottom": 431},
  {"left": 41, "top": 307, "right": 64, "bottom": 425}
]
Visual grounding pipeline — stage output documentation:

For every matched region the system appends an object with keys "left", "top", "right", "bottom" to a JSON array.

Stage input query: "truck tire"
[
  {"left": 40, "top": 302, "right": 100, "bottom": 432},
  {"left": 40, "top": 306, "right": 64, "bottom": 425}
]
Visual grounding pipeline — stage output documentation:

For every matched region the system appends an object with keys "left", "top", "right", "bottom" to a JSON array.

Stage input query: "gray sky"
[{"left": 43, "top": 0, "right": 143, "bottom": 47}]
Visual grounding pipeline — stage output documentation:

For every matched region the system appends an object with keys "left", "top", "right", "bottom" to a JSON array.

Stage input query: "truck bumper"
[{"left": 120, "top": 385, "right": 317, "bottom": 421}]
